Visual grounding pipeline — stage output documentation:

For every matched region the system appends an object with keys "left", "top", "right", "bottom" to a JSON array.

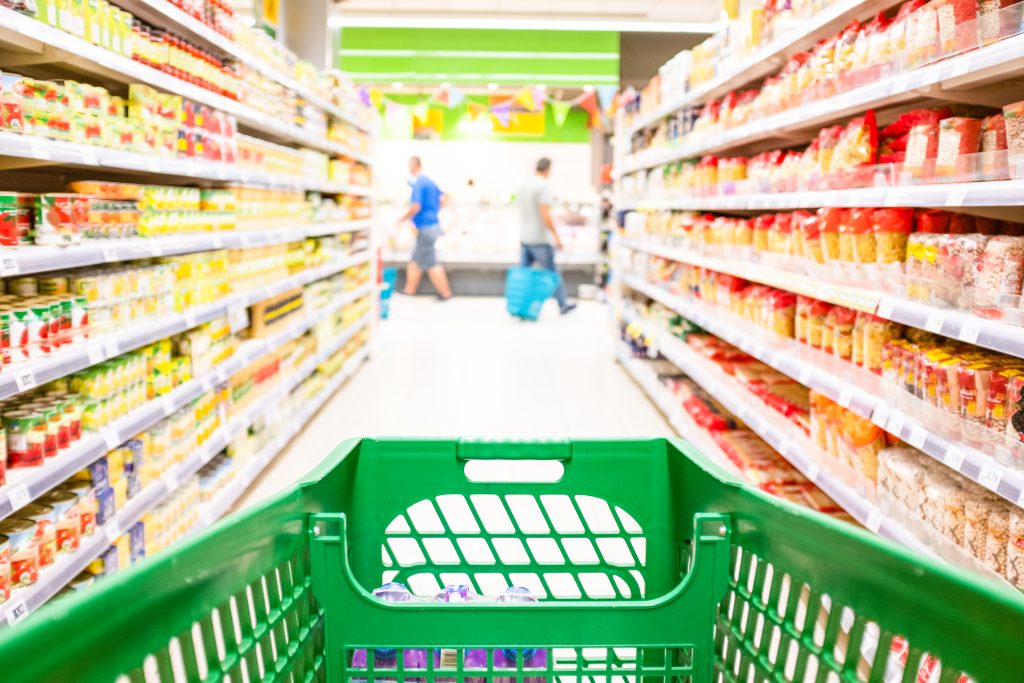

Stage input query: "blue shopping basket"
[
  {"left": 505, "top": 266, "right": 560, "bottom": 320},
  {"left": 380, "top": 267, "right": 398, "bottom": 319}
]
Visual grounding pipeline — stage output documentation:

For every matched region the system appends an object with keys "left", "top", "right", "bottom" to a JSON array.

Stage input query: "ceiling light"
[
  {"left": 488, "top": 83, "right": 499, "bottom": 91},
  {"left": 328, "top": 16, "right": 719, "bottom": 33},
  {"left": 391, "top": 81, "right": 403, "bottom": 89},
  {"left": 583, "top": 85, "right": 595, "bottom": 93}
]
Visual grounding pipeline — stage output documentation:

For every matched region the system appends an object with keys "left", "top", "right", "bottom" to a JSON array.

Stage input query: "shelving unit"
[
  {"left": 0, "top": 315, "right": 371, "bottom": 627},
  {"left": 0, "top": 2, "right": 379, "bottom": 625}
]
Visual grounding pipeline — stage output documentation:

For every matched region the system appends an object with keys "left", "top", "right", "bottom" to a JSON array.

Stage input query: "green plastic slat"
[{"left": 0, "top": 438, "right": 1022, "bottom": 683}]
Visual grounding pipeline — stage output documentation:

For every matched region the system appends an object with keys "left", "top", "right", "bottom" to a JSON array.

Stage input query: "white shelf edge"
[
  {"left": 620, "top": 272, "right": 1024, "bottom": 511},
  {"left": 1, "top": 220, "right": 371, "bottom": 277},
  {"left": 0, "top": 311, "right": 372, "bottom": 625}
]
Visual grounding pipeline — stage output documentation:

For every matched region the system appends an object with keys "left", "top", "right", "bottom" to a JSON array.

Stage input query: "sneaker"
[
  {"left": 560, "top": 303, "right": 577, "bottom": 315},
  {"left": 437, "top": 294, "right": 453, "bottom": 301}
]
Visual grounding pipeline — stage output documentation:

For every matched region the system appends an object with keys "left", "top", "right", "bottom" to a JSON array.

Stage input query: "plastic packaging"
[
  {"left": 973, "top": 235, "right": 1024, "bottom": 310},
  {"left": 351, "top": 583, "right": 427, "bottom": 676},
  {"left": 1005, "top": 100, "right": 1024, "bottom": 179},
  {"left": 818, "top": 207, "right": 844, "bottom": 262},
  {"left": 871, "top": 207, "right": 914, "bottom": 265},
  {"left": 935, "top": 117, "right": 981, "bottom": 178}
]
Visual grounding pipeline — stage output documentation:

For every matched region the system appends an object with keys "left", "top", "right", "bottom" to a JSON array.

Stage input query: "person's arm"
[
  {"left": 397, "top": 181, "right": 423, "bottom": 227},
  {"left": 538, "top": 184, "right": 562, "bottom": 249}
]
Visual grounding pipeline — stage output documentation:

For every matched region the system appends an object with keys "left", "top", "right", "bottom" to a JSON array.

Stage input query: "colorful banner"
[
  {"left": 492, "top": 101, "right": 512, "bottom": 128},
  {"left": 467, "top": 100, "right": 487, "bottom": 119},
  {"left": 551, "top": 100, "right": 571, "bottom": 128},
  {"left": 513, "top": 86, "right": 536, "bottom": 112},
  {"left": 596, "top": 85, "right": 618, "bottom": 114}
]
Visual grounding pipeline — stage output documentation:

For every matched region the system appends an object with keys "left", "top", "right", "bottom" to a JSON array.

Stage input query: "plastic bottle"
[
  {"left": 494, "top": 587, "right": 546, "bottom": 683},
  {"left": 351, "top": 583, "right": 426, "bottom": 682}
]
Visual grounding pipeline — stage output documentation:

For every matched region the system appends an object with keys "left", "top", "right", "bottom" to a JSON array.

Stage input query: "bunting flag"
[
  {"left": 448, "top": 85, "right": 465, "bottom": 108},
  {"left": 492, "top": 101, "right": 512, "bottom": 127},
  {"left": 434, "top": 87, "right": 450, "bottom": 107},
  {"left": 358, "top": 86, "right": 371, "bottom": 108},
  {"left": 551, "top": 100, "right": 571, "bottom": 128},
  {"left": 369, "top": 87, "right": 383, "bottom": 109},
  {"left": 467, "top": 100, "right": 487, "bottom": 120},
  {"left": 412, "top": 101, "right": 430, "bottom": 122},
  {"left": 533, "top": 85, "right": 547, "bottom": 110},
  {"left": 578, "top": 91, "right": 600, "bottom": 128},
  {"left": 596, "top": 85, "right": 618, "bottom": 114},
  {"left": 513, "top": 86, "right": 536, "bottom": 112},
  {"left": 384, "top": 100, "right": 400, "bottom": 120}
]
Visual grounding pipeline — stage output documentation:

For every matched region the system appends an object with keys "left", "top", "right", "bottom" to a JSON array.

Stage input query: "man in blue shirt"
[{"left": 396, "top": 156, "right": 453, "bottom": 299}]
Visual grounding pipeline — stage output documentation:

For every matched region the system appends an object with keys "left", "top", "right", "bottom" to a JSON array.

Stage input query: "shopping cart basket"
[
  {"left": 380, "top": 267, "right": 399, "bottom": 320},
  {"left": 2, "top": 438, "right": 1023, "bottom": 683},
  {"left": 505, "top": 267, "right": 560, "bottom": 320}
]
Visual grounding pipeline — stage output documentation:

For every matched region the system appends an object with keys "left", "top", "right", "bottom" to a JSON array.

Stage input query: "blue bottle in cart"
[
  {"left": 351, "top": 583, "right": 426, "bottom": 681},
  {"left": 433, "top": 586, "right": 485, "bottom": 682},
  {"left": 494, "top": 586, "right": 546, "bottom": 683}
]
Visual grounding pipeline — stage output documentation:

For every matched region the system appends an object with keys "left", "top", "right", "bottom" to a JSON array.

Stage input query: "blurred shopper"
[
  {"left": 397, "top": 156, "right": 453, "bottom": 300},
  {"left": 519, "top": 157, "right": 575, "bottom": 315}
]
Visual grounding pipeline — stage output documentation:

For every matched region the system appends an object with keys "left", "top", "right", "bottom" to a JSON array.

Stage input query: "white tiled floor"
[{"left": 237, "top": 295, "right": 669, "bottom": 508}]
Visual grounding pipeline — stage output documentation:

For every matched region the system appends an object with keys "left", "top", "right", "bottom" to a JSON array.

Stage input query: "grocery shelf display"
[
  {"left": 0, "top": 0, "right": 379, "bottom": 626},
  {"left": 612, "top": 0, "right": 1024, "bottom": 587}
]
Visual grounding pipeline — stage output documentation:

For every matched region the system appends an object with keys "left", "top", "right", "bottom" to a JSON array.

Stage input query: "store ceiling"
[{"left": 333, "top": 0, "right": 721, "bottom": 25}]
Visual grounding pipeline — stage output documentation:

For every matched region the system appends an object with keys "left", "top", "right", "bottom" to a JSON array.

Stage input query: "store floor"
[{"left": 237, "top": 295, "right": 669, "bottom": 509}]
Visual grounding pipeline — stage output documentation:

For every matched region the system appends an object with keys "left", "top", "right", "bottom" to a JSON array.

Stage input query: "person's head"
[
  {"left": 536, "top": 157, "right": 551, "bottom": 177},
  {"left": 409, "top": 156, "right": 422, "bottom": 175}
]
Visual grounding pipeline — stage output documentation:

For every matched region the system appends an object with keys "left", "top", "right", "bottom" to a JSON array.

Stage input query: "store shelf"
[
  {"left": 616, "top": 179, "right": 1024, "bottom": 212},
  {"left": 620, "top": 236, "right": 1024, "bottom": 365},
  {"left": 0, "top": 8, "right": 372, "bottom": 159},
  {"left": 0, "top": 311, "right": 371, "bottom": 626},
  {"left": 199, "top": 345, "right": 369, "bottom": 528},
  {"left": 0, "top": 250, "right": 370, "bottom": 407},
  {"left": 108, "top": 0, "right": 371, "bottom": 134},
  {"left": 0, "top": 131, "right": 374, "bottom": 194},
  {"left": 621, "top": 272, "right": 1024, "bottom": 511},
  {"left": 622, "top": 34, "right": 1024, "bottom": 172},
  {"left": 0, "top": 278, "right": 372, "bottom": 525},
  {"left": 0, "top": 219, "right": 371, "bottom": 277},
  {"left": 621, "top": 0, "right": 901, "bottom": 137},
  {"left": 641, "top": 320, "right": 933, "bottom": 553}
]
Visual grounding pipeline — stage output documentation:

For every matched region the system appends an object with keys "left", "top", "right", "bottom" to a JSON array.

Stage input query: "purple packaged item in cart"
[
  {"left": 434, "top": 586, "right": 486, "bottom": 682},
  {"left": 351, "top": 583, "right": 427, "bottom": 681},
  {"left": 495, "top": 587, "right": 546, "bottom": 683}
]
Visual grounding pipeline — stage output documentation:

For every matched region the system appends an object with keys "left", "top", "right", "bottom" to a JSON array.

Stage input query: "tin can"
[
  {"left": 57, "top": 480, "right": 96, "bottom": 536},
  {"left": 28, "top": 304, "right": 50, "bottom": 356},
  {"left": 62, "top": 398, "right": 81, "bottom": 442},
  {"left": 8, "top": 276, "right": 38, "bottom": 297},
  {"left": 0, "top": 519, "right": 37, "bottom": 587},
  {"left": 37, "top": 275, "right": 69, "bottom": 297},
  {"left": 33, "top": 404, "right": 60, "bottom": 458},
  {"left": 39, "top": 488, "right": 80, "bottom": 553},
  {"left": 4, "top": 308, "right": 26, "bottom": 360},
  {"left": 0, "top": 534, "right": 9, "bottom": 603},
  {"left": 5, "top": 410, "right": 44, "bottom": 467},
  {"left": 14, "top": 503, "right": 57, "bottom": 568},
  {"left": 0, "top": 192, "right": 19, "bottom": 246}
]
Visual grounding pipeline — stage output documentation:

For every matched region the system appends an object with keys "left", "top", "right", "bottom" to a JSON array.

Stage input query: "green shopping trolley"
[{"left": 1, "top": 438, "right": 1023, "bottom": 683}]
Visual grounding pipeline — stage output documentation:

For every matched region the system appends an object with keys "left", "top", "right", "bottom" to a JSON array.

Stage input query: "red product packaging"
[
  {"left": 948, "top": 212, "right": 976, "bottom": 234},
  {"left": 916, "top": 208, "right": 951, "bottom": 233},
  {"left": 936, "top": 0, "right": 980, "bottom": 55},
  {"left": 871, "top": 207, "right": 914, "bottom": 264},
  {"left": 904, "top": 121, "right": 940, "bottom": 177}
]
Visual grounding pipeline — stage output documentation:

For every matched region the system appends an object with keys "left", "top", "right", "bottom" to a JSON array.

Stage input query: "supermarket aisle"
[{"left": 238, "top": 296, "right": 669, "bottom": 507}]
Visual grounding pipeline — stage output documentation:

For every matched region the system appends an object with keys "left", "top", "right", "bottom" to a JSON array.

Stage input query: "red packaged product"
[
  {"left": 917, "top": 208, "right": 951, "bottom": 233},
  {"left": 936, "top": 117, "right": 982, "bottom": 178},
  {"left": 948, "top": 212, "right": 976, "bottom": 234},
  {"left": 936, "top": 0, "right": 980, "bottom": 55},
  {"left": 818, "top": 207, "right": 845, "bottom": 262},
  {"left": 872, "top": 207, "right": 914, "bottom": 264},
  {"left": 904, "top": 121, "right": 941, "bottom": 177}
]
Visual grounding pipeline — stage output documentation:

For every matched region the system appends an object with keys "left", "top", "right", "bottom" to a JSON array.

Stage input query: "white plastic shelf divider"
[
  {"left": 0, "top": 282, "right": 373, "bottom": 522},
  {"left": 0, "top": 8, "right": 372, "bottom": 159},
  {"left": 620, "top": 237, "right": 1024, "bottom": 368},
  {"left": 109, "top": 0, "right": 372, "bottom": 133},
  {"left": 198, "top": 346, "right": 369, "bottom": 527},
  {"left": 0, "top": 219, "right": 371, "bottom": 277},
  {"left": 0, "top": 132, "right": 374, "bottom": 195},
  {"left": 621, "top": 0, "right": 901, "bottom": 137},
  {"left": 0, "top": 315, "right": 371, "bottom": 626},
  {"left": 621, "top": 272, "right": 1024, "bottom": 510},
  {"left": 621, "top": 34, "right": 1024, "bottom": 172},
  {"left": 616, "top": 179, "right": 1024, "bottom": 212}
]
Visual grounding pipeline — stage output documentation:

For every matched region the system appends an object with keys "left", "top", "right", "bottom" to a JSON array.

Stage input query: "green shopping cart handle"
[{"left": 455, "top": 438, "right": 573, "bottom": 461}]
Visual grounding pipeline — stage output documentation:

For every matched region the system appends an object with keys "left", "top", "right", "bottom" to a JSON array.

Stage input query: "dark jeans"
[{"left": 520, "top": 243, "right": 567, "bottom": 310}]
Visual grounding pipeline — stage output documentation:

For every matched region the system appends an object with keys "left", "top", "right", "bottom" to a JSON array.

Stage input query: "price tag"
[
  {"left": 805, "top": 462, "right": 821, "bottom": 483},
  {"left": 945, "top": 188, "right": 968, "bottom": 207},
  {"left": 161, "top": 396, "right": 176, "bottom": 417},
  {"left": 871, "top": 405, "right": 890, "bottom": 428},
  {"left": 14, "top": 369, "right": 36, "bottom": 393},
  {"left": 907, "top": 425, "right": 928, "bottom": 449},
  {"left": 4, "top": 598, "right": 29, "bottom": 626},
  {"left": 925, "top": 310, "right": 944, "bottom": 334},
  {"left": 228, "top": 306, "right": 248, "bottom": 333},
  {"left": 239, "top": 233, "right": 251, "bottom": 247},
  {"left": 865, "top": 509, "right": 883, "bottom": 533},
  {"left": 888, "top": 74, "right": 910, "bottom": 96},
  {"left": 28, "top": 140, "right": 51, "bottom": 161},
  {"left": 0, "top": 255, "right": 20, "bottom": 277},
  {"left": 184, "top": 311, "right": 199, "bottom": 328},
  {"left": 958, "top": 320, "right": 982, "bottom": 344},
  {"left": 979, "top": 462, "right": 1003, "bottom": 492},
  {"left": 7, "top": 484, "right": 31, "bottom": 512},
  {"left": 887, "top": 412, "right": 906, "bottom": 436},
  {"left": 837, "top": 388, "right": 853, "bottom": 408},
  {"left": 101, "top": 428, "right": 120, "bottom": 451},
  {"left": 876, "top": 297, "right": 895, "bottom": 319},
  {"left": 945, "top": 56, "right": 972, "bottom": 79},
  {"left": 103, "top": 519, "right": 122, "bottom": 543},
  {"left": 883, "top": 190, "right": 904, "bottom": 207},
  {"left": 86, "top": 344, "right": 106, "bottom": 365},
  {"left": 103, "top": 338, "right": 119, "bottom": 359},
  {"left": 943, "top": 445, "right": 965, "bottom": 471}
]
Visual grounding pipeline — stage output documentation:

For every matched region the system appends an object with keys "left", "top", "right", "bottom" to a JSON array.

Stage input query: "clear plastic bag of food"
[
  {"left": 935, "top": 232, "right": 988, "bottom": 308},
  {"left": 872, "top": 207, "right": 914, "bottom": 265},
  {"left": 935, "top": 117, "right": 982, "bottom": 178},
  {"left": 972, "top": 235, "right": 1024, "bottom": 310}
]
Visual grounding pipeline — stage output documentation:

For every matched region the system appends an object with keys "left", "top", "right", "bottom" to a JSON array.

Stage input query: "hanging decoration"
[
  {"left": 467, "top": 100, "right": 488, "bottom": 119},
  {"left": 578, "top": 91, "right": 601, "bottom": 128},
  {"left": 448, "top": 85, "right": 465, "bottom": 108},
  {"left": 412, "top": 101, "right": 430, "bottom": 122},
  {"left": 596, "top": 85, "right": 618, "bottom": 115},
  {"left": 491, "top": 101, "right": 512, "bottom": 127},
  {"left": 550, "top": 100, "right": 572, "bottom": 128},
  {"left": 513, "top": 86, "right": 536, "bottom": 112},
  {"left": 358, "top": 86, "right": 372, "bottom": 108},
  {"left": 369, "top": 87, "right": 383, "bottom": 109}
]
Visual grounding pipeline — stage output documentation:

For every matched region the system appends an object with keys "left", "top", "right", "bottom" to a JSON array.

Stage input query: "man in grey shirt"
[{"left": 519, "top": 157, "right": 575, "bottom": 315}]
